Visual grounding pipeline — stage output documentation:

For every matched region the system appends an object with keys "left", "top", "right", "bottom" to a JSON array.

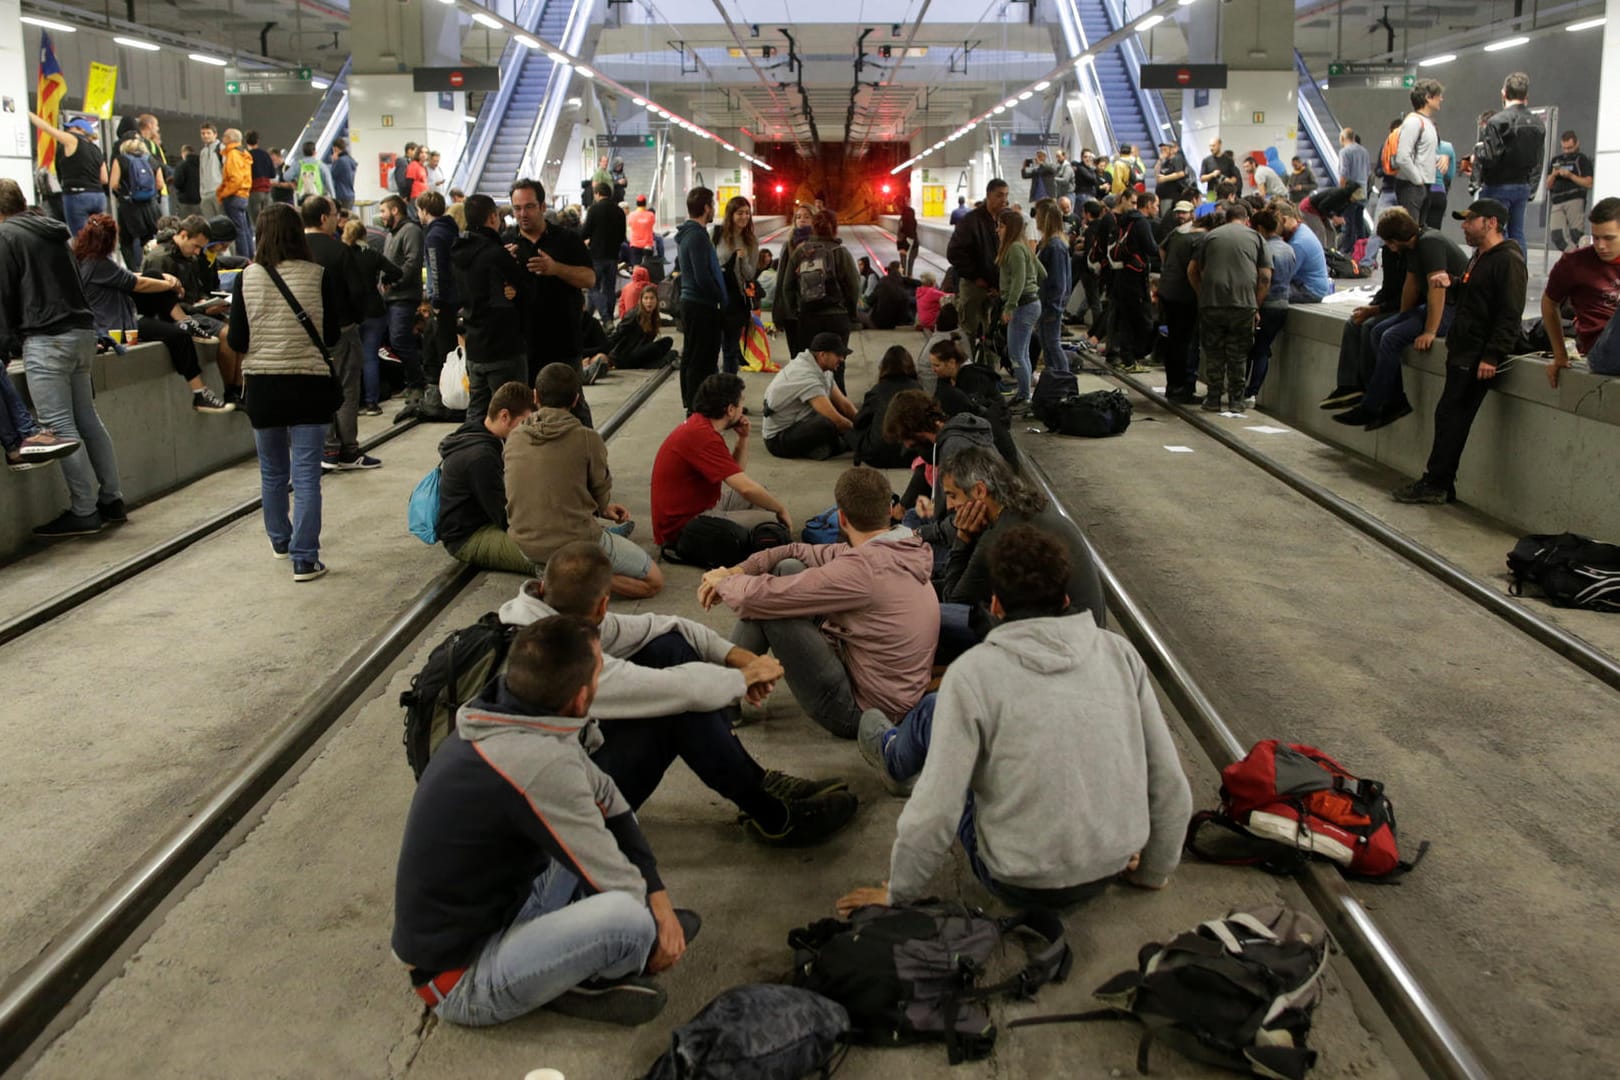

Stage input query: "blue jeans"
[
  {"left": 936, "top": 602, "right": 981, "bottom": 664},
  {"left": 359, "top": 315, "right": 388, "bottom": 405},
  {"left": 881, "top": 692, "right": 937, "bottom": 782},
  {"left": 593, "top": 259, "right": 618, "bottom": 322},
  {"left": 1359, "top": 188, "right": 1399, "bottom": 268},
  {"left": 222, "top": 195, "right": 253, "bottom": 258},
  {"left": 62, "top": 191, "right": 108, "bottom": 242},
  {"left": 22, "top": 329, "right": 122, "bottom": 516},
  {"left": 1589, "top": 314, "right": 1620, "bottom": 376},
  {"left": 0, "top": 371, "right": 41, "bottom": 452},
  {"left": 387, "top": 301, "right": 425, "bottom": 390},
  {"left": 432, "top": 867, "right": 656, "bottom": 1027},
  {"left": 1364, "top": 305, "right": 1454, "bottom": 414},
  {"left": 1479, "top": 182, "right": 1531, "bottom": 256},
  {"left": 253, "top": 423, "right": 325, "bottom": 562},
  {"left": 1005, "top": 299, "right": 1040, "bottom": 401},
  {"left": 1246, "top": 307, "right": 1289, "bottom": 397},
  {"left": 1038, "top": 303, "right": 1070, "bottom": 373}
]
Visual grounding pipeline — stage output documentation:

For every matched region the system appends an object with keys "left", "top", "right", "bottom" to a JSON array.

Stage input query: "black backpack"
[
  {"left": 1011, "top": 904, "right": 1328, "bottom": 1080},
  {"left": 788, "top": 901, "right": 1071, "bottom": 1064},
  {"left": 399, "top": 612, "right": 518, "bottom": 778},
  {"left": 1324, "top": 248, "right": 1363, "bottom": 279},
  {"left": 664, "top": 516, "right": 790, "bottom": 570},
  {"left": 1044, "top": 389, "right": 1132, "bottom": 438},
  {"left": 643, "top": 984, "right": 850, "bottom": 1080},
  {"left": 1031, "top": 369, "right": 1080, "bottom": 429},
  {"left": 1506, "top": 532, "right": 1620, "bottom": 612}
]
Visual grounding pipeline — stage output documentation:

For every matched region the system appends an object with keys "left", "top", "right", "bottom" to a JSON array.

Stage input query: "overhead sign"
[
  {"left": 1326, "top": 61, "right": 1414, "bottom": 90},
  {"left": 84, "top": 62, "right": 118, "bottom": 119},
  {"left": 412, "top": 67, "right": 500, "bottom": 92},
  {"left": 1139, "top": 63, "right": 1227, "bottom": 90},
  {"left": 999, "top": 132, "right": 1061, "bottom": 147},
  {"left": 225, "top": 67, "right": 313, "bottom": 95},
  {"left": 602, "top": 133, "right": 657, "bottom": 148}
]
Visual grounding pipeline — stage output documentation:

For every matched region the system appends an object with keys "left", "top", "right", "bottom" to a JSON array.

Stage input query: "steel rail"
[{"left": 0, "top": 364, "right": 675, "bottom": 1072}]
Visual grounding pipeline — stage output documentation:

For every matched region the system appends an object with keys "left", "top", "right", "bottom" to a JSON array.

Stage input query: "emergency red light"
[
  {"left": 881, "top": 182, "right": 891, "bottom": 194},
  {"left": 774, "top": 183, "right": 785, "bottom": 194}
]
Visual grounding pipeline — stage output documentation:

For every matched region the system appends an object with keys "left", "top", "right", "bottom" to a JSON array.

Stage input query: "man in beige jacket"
[{"left": 505, "top": 363, "right": 664, "bottom": 598}]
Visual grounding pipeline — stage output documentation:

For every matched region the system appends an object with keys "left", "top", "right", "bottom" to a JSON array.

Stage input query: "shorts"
[{"left": 600, "top": 528, "right": 654, "bottom": 579}]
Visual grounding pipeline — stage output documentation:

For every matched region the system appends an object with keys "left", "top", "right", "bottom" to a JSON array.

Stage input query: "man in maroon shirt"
[
  {"left": 1545, "top": 196, "right": 1620, "bottom": 386},
  {"left": 650, "top": 373, "right": 791, "bottom": 549}
]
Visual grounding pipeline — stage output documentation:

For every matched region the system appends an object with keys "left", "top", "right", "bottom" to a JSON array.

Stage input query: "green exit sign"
[{"left": 225, "top": 67, "right": 314, "bottom": 94}]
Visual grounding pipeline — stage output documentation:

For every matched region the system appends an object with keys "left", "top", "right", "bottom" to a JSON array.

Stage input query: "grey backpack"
[{"left": 643, "top": 984, "right": 849, "bottom": 1080}]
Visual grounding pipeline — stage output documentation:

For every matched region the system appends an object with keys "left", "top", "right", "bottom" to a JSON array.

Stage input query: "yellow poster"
[
  {"left": 84, "top": 62, "right": 118, "bottom": 120},
  {"left": 922, "top": 184, "right": 946, "bottom": 219},
  {"left": 716, "top": 185, "right": 740, "bottom": 209}
]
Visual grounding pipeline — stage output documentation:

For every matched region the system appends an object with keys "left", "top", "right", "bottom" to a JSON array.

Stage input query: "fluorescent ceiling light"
[
  {"left": 1566, "top": 16, "right": 1605, "bottom": 31},
  {"left": 576, "top": 66, "right": 594, "bottom": 78},
  {"left": 114, "top": 36, "right": 160, "bottom": 51},
  {"left": 1075, "top": 54, "right": 1094, "bottom": 68},
  {"left": 1178, "top": 0, "right": 1197, "bottom": 5},
  {"left": 515, "top": 35, "right": 539, "bottom": 48},
  {"left": 1034, "top": 80, "right": 1050, "bottom": 91},
  {"left": 1417, "top": 53, "right": 1456, "bottom": 66},
  {"left": 471, "top": 12, "right": 501, "bottom": 28},
  {"left": 1137, "top": 14, "right": 1165, "bottom": 30},
  {"left": 992, "top": 105, "right": 1006, "bottom": 114},
  {"left": 312, "top": 78, "right": 331, "bottom": 89},
  {"left": 189, "top": 53, "right": 228, "bottom": 66},
  {"left": 632, "top": 96, "right": 647, "bottom": 106},
  {"left": 1483, "top": 35, "right": 1529, "bottom": 50},
  {"left": 547, "top": 51, "right": 568, "bottom": 64},
  {"left": 20, "top": 16, "right": 76, "bottom": 31},
  {"left": 1018, "top": 91, "right": 1033, "bottom": 100},
  {"left": 1004, "top": 97, "right": 1018, "bottom": 107},
  {"left": 722, "top": 143, "right": 735, "bottom": 151}
]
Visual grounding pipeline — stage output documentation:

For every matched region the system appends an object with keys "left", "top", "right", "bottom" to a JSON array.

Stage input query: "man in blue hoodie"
[
  {"left": 393, "top": 615, "right": 694, "bottom": 1027},
  {"left": 675, "top": 185, "right": 726, "bottom": 411}
]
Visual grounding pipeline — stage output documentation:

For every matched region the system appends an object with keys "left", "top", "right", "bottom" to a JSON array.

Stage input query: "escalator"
[
  {"left": 460, "top": 0, "right": 573, "bottom": 196},
  {"left": 1074, "top": 0, "right": 1160, "bottom": 175},
  {"left": 1295, "top": 51, "right": 1342, "bottom": 187},
  {"left": 288, "top": 55, "right": 351, "bottom": 160}
]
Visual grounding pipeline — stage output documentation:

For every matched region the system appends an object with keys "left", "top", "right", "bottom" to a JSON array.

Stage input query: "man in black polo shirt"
[{"left": 503, "top": 177, "right": 596, "bottom": 426}]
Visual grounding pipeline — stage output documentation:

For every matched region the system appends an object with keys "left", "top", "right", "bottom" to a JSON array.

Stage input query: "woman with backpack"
[
  {"left": 783, "top": 210, "right": 860, "bottom": 392},
  {"left": 342, "top": 219, "right": 403, "bottom": 416},
  {"left": 713, "top": 196, "right": 758, "bottom": 375},
  {"left": 109, "top": 138, "right": 161, "bottom": 271},
  {"left": 995, "top": 209, "right": 1044, "bottom": 410},
  {"left": 1033, "top": 201, "right": 1073, "bottom": 377},
  {"left": 771, "top": 204, "right": 816, "bottom": 355}
]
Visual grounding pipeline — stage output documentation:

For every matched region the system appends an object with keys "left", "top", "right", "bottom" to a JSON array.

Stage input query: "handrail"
[
  {"left": 1295, "top": 50, "right": 1342, "bottom": 185},
  {"left": 1059, "top": 0, "right": 1120, "bottom": 155},
  {"left": 524, "top": 0, "right": 598, "bottom": 193},
  {"left": 1099, "top": 0, "right": 1178, "bottom": 154},
  {"left": 289, "top": 55, "right": 352, "bottom": 161},
  {"left": 453, "top": 0, "right": 548, "bottom": 192}
]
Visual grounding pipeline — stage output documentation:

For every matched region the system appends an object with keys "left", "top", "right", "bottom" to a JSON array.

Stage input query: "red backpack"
[{"left": 1186, "top": 741, "right": 1427, "bottom": 880}]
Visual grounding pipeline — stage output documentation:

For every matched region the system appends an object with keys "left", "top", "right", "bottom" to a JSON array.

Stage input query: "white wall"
[
  {"left": 1183, "top": 70, "right": 1299, "bottom": 171},
  {"left": 1, "top": 0, "right": 33, "bottom": 190},
  {"left": 20, "top": 24, "right": 241, "bottom": 124}
]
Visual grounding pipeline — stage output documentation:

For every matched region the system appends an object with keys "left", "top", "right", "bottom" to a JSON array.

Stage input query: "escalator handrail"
[
  {"left": 289, "top": 55, "right": 352, "bottom": 162},
  {"left": 1295, "top": 50, "right": 1342, "bottom": 185},
  {"left": 1096, "top": 0, "right": 1177, "bottom": 161},
  {"left": 523, "top": 0, "right": 597, "bottom": 193},
  {"left": 1060, "top": 0, "right": 1121, "bottom": 156},
  {"left": 455, "top": 0, "right": 549, "bottom": 192}
]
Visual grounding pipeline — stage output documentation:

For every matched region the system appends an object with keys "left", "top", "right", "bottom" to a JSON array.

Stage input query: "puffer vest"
[{"left": 238, "top": 260, "right": 331, "bottom": 377}]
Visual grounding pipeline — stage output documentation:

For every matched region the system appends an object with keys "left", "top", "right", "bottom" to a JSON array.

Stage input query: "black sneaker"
[
  {"left": 545, "top": 974, "right": 668, "bottom": 1026},
  {"left": 761, "top": 770, "right": 848, "bottom": 801},
  {"left": 223, "top": 385, "right": 245, "bottom": 408},
  {"left": 1390, "top": 479, "right": 1453, "bottom": 504},
  {"left": 1363, "top": 399, "right": 1413, "bottom": 431},
  {"left": 675, "top": 908, "right": 702, "bottom": 946},
  {"left": 193, "top": 387, "right": 235, "bottom": 414},
  {"left": 335, "top": 454, "right": 383, "bottom": 470},
  {"left": 1201, "top": 393, "right": 1224, "bottom": 412},
  {"left": 1319, "top": 386, "right": 1363, "bottom": 409},
  {"left": 96, "top": 498, "right": 127, "bottom": 523},
  {"left": 34, "top": 509, "right": 104, "bottom": 538},
  {"left": 1165, "top": 386, "right": 1200, "bottom": 404},
  {"left": 742, "top": 789, "right": 859, "bottom": 848},
  {"left": 1331, "top": 405, "right": 1371, "bottom": 426},
  {"left": 293, "top": 559, "right": 328, "bottom": 581}
]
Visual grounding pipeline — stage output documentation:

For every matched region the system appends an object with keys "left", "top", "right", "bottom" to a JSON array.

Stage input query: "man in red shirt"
[
  {"left": 1545, "top": 196, "right": 1620, "bottom": 386},
  {"left": 651, "top": 373, "right": 791, "bottom": 548}
]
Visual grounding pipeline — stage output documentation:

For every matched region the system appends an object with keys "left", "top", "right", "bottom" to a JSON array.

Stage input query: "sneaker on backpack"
[
  {"left": 742, "top": 788, "right": 859, "bottom": 847},
  {"left": 857, "top": 709, "right": 913, "bottom": 797},
  {"left": 192, "top": 387, "right": 235, "bottom": 413},
  {"left": 544, "top": 974, "right": 668, "bottom": 1026}
]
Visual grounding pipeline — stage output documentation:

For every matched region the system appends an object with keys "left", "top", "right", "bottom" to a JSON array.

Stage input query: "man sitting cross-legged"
[
  {"left": 846, "top": 525, "right": 1192, "bottom": 910},
  {"left": 701, "top": 466, "right": 939, "bottom": 739},
  {"left": 392, "top": 615, "right": 694, "bottom": 1029},
  {"left": 436, "top": 380, "right": 538, "bottom": 575},
  {"left": 506, "top": 541, "right": 859, "bottom": 845}
]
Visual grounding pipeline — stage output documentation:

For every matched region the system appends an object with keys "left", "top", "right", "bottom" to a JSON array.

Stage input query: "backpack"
[
  {"left": 1185, "top": 740, "right": 1428, "bottom": 880},
  {"left": 124, "top": 154, "right": 157, "bottom": 203},
  {"left": 399, "top": 612, "right": 518, "bottom": 778},
  {"left": 795, "top": 241, "right": 833, "bottom": 308},
  {"left": 1325, "top": 248, "right": 1362, "bottom": 279},
  {"left": 1011, "top": 904, "right": 1327, "bottom": 1080},
  {"left": 664, "top": 515, "right": 789, "bottom": 570},
  {"left": 1044, "top": 389, "right": 1132, "bottom": 438},
  {"left": 407, "top": 466, "right": 441, "bottom": 545},
  {"left": 788, "top": 902, "right": 1071, "bottom": 1064},
  {"left": 801, "top": 505, "right": 840, "bottom": 545},
  {"left": 295, "top": 160, "right": 325, "bottom": 199},
  {"left": 1127, "top": 157, "right": 1146, "bottom": 191},
  {"left": 1031, "top": 368, "right": 1079, "bottom": 430},
  {"left": 1379, "top": 126, "right": 1402, "bottom": 177},
  {"left": 1506, "top": 532, "right": 1620, "bottom": 612},
  {"left": 642, "top": 984, "right": 850, "bottom": 1080},
  {"left": 1108, "top": 220, "right": 1146, "bottom": 274}
]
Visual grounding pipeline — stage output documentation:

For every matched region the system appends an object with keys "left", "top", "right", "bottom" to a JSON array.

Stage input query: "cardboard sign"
[{"left": 84, "top": 62, "right": 118, "bottom": 119}]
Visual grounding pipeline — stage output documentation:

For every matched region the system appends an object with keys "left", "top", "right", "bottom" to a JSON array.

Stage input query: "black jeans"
[
  {"left": 1422, "top": 364, "right": 1496, "bottom": 490},
  {"left": 136, "top": 317, "right": 201, "bottom": 381},
  {"left": 766, "top": 413, "right": 847, "bottom": 460},
  {"left": 588, "top": 631, "right": 773, "bottom": 820},
  {"left": 679, "top": 301, "right": 724, "bottom": 410},
  {"left": 429, "top": 303, "right": 460, "bottom": 384},
  {"left": 1394, "top": 178, "right": 1429, "bottom": 223},
  {"left": 1336, "top": 310, "right": 1402, "bottom": 390},
  {"left": 1108, "top": 270, "right": 1153, "bottom": 362},
  {"left": 1160, "top": 296, "right": 1198, "bottom": 393}
]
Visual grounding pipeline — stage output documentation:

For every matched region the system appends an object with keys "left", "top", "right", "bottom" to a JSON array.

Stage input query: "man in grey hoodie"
[
  {"left": 501, "top": 541, "right": 859, "bottom": 845},
  {"left": 845, "top": 525, "right": 1192, "bottom": 911}
]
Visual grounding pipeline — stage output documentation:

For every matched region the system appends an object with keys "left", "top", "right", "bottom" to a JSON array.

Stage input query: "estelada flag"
[
  {"left": 36, "top": 31, "right": 68, "bottom": 171},
  {"left": 742, "top": 311, "right": 779, "bottom": 373}
]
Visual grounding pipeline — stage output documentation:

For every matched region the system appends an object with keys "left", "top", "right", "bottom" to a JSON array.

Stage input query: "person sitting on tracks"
[
  {"left": 504, "top": 362, "right": 663, "bottom": 599},
  {"left": 867, "top": 260, "right": 920, "bottom": 331},
  {"left": 700, "top": 466, "right": 939, "bottom": 740},
  {"left": 392, "top": 615, "right": 694, "bottom": 1028},
  {"left": 501, "top": 542, "right": 858, "bottom": 846},
  {"left": 844, "top": 524, "right": 1193, "bottom": 910},
  {"left": 436, "top": 380, "right": 537, "bottom": 575},
  {"left": 760, "top": 331, "right": 858, "bottom": 460},
  {"left": 924, "top": 337, "right": 1019, "bottom": 465},
  {"left": 882, "top": 388, "right": 1004, "bottom": 569},
  {"left": 650, "top": 373, "right": 792, "bottom": 553}
]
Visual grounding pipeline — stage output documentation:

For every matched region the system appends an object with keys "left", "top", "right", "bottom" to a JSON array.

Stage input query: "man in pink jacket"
[{"left": 699, "top": 466, "right": 939, "bottom": 739}]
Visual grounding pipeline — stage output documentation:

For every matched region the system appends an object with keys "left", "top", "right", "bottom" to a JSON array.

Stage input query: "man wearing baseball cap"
[
  {"left": 27, "top": 112, "right": 107, "bottom": 239},
  {"left": 1154, "top": 141, "right": 1191, "bottom": 207},
  {"left": 760, "top": 331, "right": 857, "bottom": 460},
  {"left": 1391, "top": 198, "right": 1527, "bottom": 504}
]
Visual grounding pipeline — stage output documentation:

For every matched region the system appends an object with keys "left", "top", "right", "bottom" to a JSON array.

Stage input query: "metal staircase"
[
  {"left": 1295, "top": 50, "right": 1342, "bottom": 187},
  {"left": 288, "top": 55, "right": 351, "bottom": 160},
  {"left": 1076, "top": 0, "right": 1170, "bottom": 176},
  {"left": 455, "top": 0, "right": 570, "bottom": 196}
]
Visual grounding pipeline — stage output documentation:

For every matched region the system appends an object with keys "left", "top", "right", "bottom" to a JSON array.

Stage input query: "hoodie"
[
  {"left": 383, "top": 217, "right": 425, "bottom": 303},
  {"left": 676, "top": 218, "right": 726, "bottom": 308},
  {"left": 888, "top": 616, "right": 1193, "bottom": 904},
  {"left": 499, "top": 580, "right": 747, "bottom": 717},
  {"left": 436, "top": 419, "right": 508, "bottom": 550},
  {"left": 504, "top": 406, "right": 614, "bottom": 564},
  {"left": 0, "top": 212, "right": 95, "bottom": 344},
  {"left": 715, "top": 528, "right": 940, "bottom": 719},
  {"left": 617, "top": 265, "right": 652, "bottom": 320},
  {"left": 451, "top": 226, "right": 526, "bottom": 361},
  {"left": 422, "top": 215, "right": 461, "bottom": 306},
  {"left": 391, "top": 677, "right": 661, "bottom": 975}
]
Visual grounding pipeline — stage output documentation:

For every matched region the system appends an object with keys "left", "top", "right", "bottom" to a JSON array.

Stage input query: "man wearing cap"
[
  {"left": 1154, "top": 141, "right": 1190, "bottom": 208},
  {"left": 27, "top": 112, "right": 107, "bottom": 239},
  {"left": 1391, "top": 199, "right": 1527, "bottom": 504},
  {"left": 760, "top": 332, "right": 857, "bottom": 460}
]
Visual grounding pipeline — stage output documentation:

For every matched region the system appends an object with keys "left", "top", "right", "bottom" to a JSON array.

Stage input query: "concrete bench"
[
  {"left": 3, "top": 339, "right": 254, "bottom": 560},
  {"left": 1262, "top": 304, "right": 1620, "bottom": 539}
]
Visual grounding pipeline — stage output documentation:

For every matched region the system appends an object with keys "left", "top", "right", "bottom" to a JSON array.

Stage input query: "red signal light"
[
  {"left": 774, "top": 183, "right": 784, "bottom": 195},
  {"left": 881, "top": 182, "right": 891, "bottom": 194}
]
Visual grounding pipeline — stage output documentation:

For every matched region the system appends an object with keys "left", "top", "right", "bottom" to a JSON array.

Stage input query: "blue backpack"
[
  {"left": 124, "top": 154, "right": 157, "bottom": 203},
  {"left": 408, "top": 467, "right": 441, "bottom": 544},
  {"left": 801, "top": 506, "right": 840, "bottom": 545}
]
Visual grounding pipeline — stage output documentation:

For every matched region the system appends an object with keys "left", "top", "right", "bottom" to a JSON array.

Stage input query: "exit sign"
[{"left": 225, "top": 67, "right": 313, "bottom": 94}]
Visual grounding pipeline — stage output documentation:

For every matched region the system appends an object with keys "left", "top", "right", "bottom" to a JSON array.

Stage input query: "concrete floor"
[{"left": 12, "top": 324, "right": 1411, "bottom": 1079}]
